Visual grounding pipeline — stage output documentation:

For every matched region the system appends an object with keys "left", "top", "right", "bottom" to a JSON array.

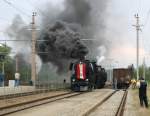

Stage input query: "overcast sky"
[{"left": 0, "top": 0, "right": 150, "bottom": 68}]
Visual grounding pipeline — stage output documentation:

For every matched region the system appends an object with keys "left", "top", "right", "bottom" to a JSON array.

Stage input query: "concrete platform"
[{"left": 0, "top": 86, "right": 35, "bottom": 96}]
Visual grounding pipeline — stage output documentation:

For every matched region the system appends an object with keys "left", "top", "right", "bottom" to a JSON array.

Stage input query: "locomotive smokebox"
[{"left": 70, "top": 58, "right": 107, "bottom": 91}]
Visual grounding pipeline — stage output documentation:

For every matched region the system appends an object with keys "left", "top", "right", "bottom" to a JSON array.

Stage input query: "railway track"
[
  {"left": 0, "top": 91, "right": 83, "bottom": 116},
  {"left": 0, "top": 89, "right": 128, "bottom": 116},
  {"left": 0, "top": 89, "right": 66, "bottom": 100},
  {"left": 83, "top": 90, "right": 128, "bottom": 116},
  {"left": 115, "top": 90, "right": 128, "bottom": 116},
  {"left": 0, "top": 90, "right": 45, "bottom": 100}
]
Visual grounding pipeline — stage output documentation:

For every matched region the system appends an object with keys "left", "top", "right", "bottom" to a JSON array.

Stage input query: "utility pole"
[
  {"left": 31, "top": 12, "right": 37, "bottom": 86},
  {"left": 15, "top": 54, "right": 19, "bottom": 72},
  {"left": 143, "top": 57, "right": 145, "bottom": 79},
  {"left": 133, "top": 14, "right": 142, "bottom": 80}
]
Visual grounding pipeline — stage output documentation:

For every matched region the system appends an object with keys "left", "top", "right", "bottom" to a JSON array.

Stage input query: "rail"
[
  {"left": 115, "top": 90, "right": 128, "bottom": 116},
  {"left": 83, "top": 90, "right": 128, "bottom": 116},
  {"left": 0, "top": 92, "right": 83, "bottom": 116},
  {"left": 82, "top": 90, "right": 117, "bottom": 116}
]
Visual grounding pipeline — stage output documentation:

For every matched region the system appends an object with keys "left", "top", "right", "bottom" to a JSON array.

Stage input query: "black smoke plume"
[
  {"left": 38, "top": 0, "right": 109, "bottom": 73},
  {"left": 6, "top": 0, "right": 109, "bottom": 75},
  {"left": 38, "top": 21, "right": 88, "bottom": 73}
]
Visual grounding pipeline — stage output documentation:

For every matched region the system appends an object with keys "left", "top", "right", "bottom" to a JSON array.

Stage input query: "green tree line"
[
  {"left": 0, "top": 44, "right": 31, "bottom": 85},
  {"left": 133, "top": 65, "right": 150, "bottom": 82}
]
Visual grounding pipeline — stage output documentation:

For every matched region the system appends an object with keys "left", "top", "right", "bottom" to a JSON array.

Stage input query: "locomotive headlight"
[
  {"left": 72, "top": 79, "right": 75, "bottom": 82},
  {"left": 86, "top": 79, "right": 89, "bottom": 81}
]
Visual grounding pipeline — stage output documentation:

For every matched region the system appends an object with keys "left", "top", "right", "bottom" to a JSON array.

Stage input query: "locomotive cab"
[{"left": 70, "top": 60, "right": 94, "bottom": 91}]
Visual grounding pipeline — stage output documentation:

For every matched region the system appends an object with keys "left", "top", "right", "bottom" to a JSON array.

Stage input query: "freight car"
[
  {"left": 69, "top": 59, "right": 107, "bottom": 91},
  {"left": 113, "top": 68, "right": 132, "bottom": 89}
]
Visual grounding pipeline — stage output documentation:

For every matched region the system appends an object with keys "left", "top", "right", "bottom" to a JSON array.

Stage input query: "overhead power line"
[
  {"left": 3, "top": 0, "right": 30, "bottom": 18},
  {"left": 0, "top": 17, "right": 11, "bottom": 23},
  {"left": 143, "top": 9, "right": 150, "bottom": 30},
  {"left": 138, "top": 0, "right": 142, "bottom": 14},
  {"left": 26, "top": 0, "right": 49, "bottom": 18},
  {"left": 0, "top": 39, "right": 48, "bottom": 41}
]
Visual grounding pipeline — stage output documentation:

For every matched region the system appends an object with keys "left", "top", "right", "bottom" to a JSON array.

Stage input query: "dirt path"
[
  {"left": 132, "top": 88, "right": 150, "bottom": 116},
  {"left": 124, "top": 88, "right": 150, "bottom": 116}
]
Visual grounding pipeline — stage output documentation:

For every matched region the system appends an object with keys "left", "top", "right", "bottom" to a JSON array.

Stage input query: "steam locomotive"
[{"left": 69, "top": 59, "right": 107, "bottom": 91}]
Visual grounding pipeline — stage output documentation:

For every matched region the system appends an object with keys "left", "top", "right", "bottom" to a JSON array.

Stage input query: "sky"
[
  {"left": 105, "top": 0, "right": 150, "bottom": 68},
  {"left": 0, "top": 0, "right": 150, "bottom": 68}
]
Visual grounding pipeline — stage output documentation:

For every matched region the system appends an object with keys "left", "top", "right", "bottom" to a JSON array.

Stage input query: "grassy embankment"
[{"left": 131, "top": 85, "right": 150, "bottom": 116}]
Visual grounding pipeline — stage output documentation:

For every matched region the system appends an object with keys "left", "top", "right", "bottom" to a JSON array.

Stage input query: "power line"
[
  {"left": 0, "top": 51, "right": 49, "bottom": 54},
  {"left": 0, "top": 39, "right": 31, "bottom": 41},
  {"left": 138, "top": 0, "right": 142, "bottom": 14},
  {"left": 140, "top": 8, "right": 150, "bottom": 64},
  {"left": 2, "top": 0, "right": 30, "bottom": 18},
  {"left": 26, "top": 0, "right": 49, "bottom": 18},
  {"left": 143, "top": 9, "right": 150, "bottom": 30},
  {"left": 0, "top": 39, "right": 48, "bottom": 41},
  {"left": 0, "top": 17, "right": 11, "bottom": 23}
]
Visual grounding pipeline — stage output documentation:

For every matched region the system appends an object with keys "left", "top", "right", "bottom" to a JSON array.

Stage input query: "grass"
[
  {"left": 147, "top": 81, "right": 150, "bottom": 85},
  {"left": 130, "top": 87, "right": 150, "bottom": 116}
]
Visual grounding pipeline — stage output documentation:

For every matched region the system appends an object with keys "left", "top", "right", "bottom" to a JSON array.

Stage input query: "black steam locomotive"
[{"left": 69, "top": 59, "right": 107, "bottom": 91}]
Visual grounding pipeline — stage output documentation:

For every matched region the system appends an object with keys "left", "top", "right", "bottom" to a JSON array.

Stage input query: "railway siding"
[
  {"left": 2, "top": 89, "right": 143, "bottom": 116},
  {"left": 0, "top": 91, "right": 76, "bottom": 115},
  {"left": 88, "top": 90, "right": 125, "bottom": 116},
  {"left": 0, "top": 91, "right": 69, "bottom": 109},
  {"left": 5, "top": 89, "right": 114, "bottom": 116}
]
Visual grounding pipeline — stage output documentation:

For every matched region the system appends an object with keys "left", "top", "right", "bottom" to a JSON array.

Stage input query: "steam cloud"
[{"left": 6, "top": 15, "right": 31, "bottom": 55}]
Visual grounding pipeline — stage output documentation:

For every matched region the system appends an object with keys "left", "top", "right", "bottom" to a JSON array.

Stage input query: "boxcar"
[{"left": 113, "top": 68, "right": 132, "bottom": 89}]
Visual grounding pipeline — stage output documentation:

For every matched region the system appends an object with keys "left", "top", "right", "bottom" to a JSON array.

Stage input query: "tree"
[
  {"left": 0, "top": 44, "right": 32, "bottom": 85},
  {"left": 0, "top": 43, "right": 11, "bottom": 61},
  {"left": 133, "top": 65, "right": 150, "bottom": 82},
  {"left": 0, "top": 44, "right": 14, "bottom": 85}
]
